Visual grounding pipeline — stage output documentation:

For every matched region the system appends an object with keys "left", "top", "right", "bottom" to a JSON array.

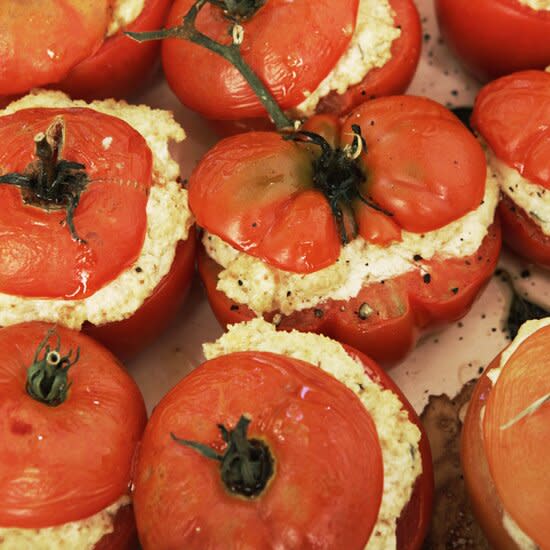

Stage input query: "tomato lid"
[
  {"left": 472, "top": 70, "right": 550, "bottom": 189},
  {"left": 0, "top": 1, "right": 111, "bottom": 95},
  {"left": 0, "top": 322, "right": 146, "bottom": 528},
  {"left": 483, "top": 323, "right": 550, "bottom": 548},
  {"left": 0, "top": 107, "right": 152, "bottom": 299}
]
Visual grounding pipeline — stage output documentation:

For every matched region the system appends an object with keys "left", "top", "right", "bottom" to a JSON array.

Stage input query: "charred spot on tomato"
[
  {"left": 314, "top": 308, "right": 324, "bottom": 318},
  {"left": 171, "top": 415, "right": 274, "bottom": 499},
  {"left": 283, "top": 125, "right": 392, "bottom": 245},
  {"left": 0, "top": 117, "right": 87, "bottom": 242},
  {"left": 25, "top": 329, "right": 80, "bottom": 407}
]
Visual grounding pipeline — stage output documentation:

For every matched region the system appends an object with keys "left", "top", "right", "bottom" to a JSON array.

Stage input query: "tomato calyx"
[
  {"left": 285, "top": 125, "right": 393, "bottom": 244},
  {"left": 0, "top": 116, "right": 88, "bottom": 242},
  {"left": 171, "top": 415, "right": 274, "bottom": 498},
  {"left": 208, "top": 0, "right": 266, "bottom": 22},
  {"left": 127, "top": 0, "right": 295, "bottom": 130},
  {"left": 26, "top": 329, "right": 80, "bottom": 407}
]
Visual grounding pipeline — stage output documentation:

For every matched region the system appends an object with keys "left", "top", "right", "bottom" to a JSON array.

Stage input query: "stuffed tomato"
[
  {"left": 0, "top": 0, "right": 171, "bottom": 101},
  {"left": 191, "top": 96, "right": 501, "bottom": 364},
  {"left": 472, "top": 70, "right": 550, "bottom": 268},
  {"left": 461, "top": 318, "right": 550, "bottom": 549},
  {"left": 134, "top": 319, "right": 433, "bottom": 549},
  {"left": 435, "top": 0, "right": 550, "bottom": 81},
  {"left": 0, "top": 322, "right": 147, "bottom": 549},
  {"left": 0, "top": 90, "right": 195, "bottom": 359},
  {"left": 160, "top": 0, "right": 421, "bottom": 123}
]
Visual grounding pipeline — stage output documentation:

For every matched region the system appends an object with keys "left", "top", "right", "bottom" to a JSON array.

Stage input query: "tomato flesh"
[
  {"left": 473, "top": 70, "right": 550, "bottom": 190},
  {"left": 0, "top": 0, "right": 110, "bottom": 96},
  {"left": 162, "top": 0, "right": 358, "bottom": 119},
  {"left": 0, "top": 322, "right": 147, "bottom": 528},
  {"left": 134, "top": 351, "right": 384, "bottom": 549},
  {"left": 0, "top": 108, "right": 152, "bottom": 299},
  {"left": 483, "top": 325, "right": 550, "bottom": 548}
]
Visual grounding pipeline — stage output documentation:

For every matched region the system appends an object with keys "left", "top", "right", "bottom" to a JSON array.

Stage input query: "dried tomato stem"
[
  {"left": 26, "top": 329, "right": 79, "bottom": 407},
  {"left": 126, "top": 0, "right": 295, "bottom": 130},
  {"left": 171, "top": 415, "right": 274, "bottom": 498}
]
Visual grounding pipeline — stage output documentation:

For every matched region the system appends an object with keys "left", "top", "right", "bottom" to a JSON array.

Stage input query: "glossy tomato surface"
[
  {"left": 317, "top": 0, "right": 422, "bottom": 116},
  {"left": 0, "top": 0, "right": 111, "bottom": 96},
  {"left": 58, "top": 0, "right": 172, "bottom": 100},
  {"left": 134, "top": 351, "right": 384, "bottom": 549},
  {"left": 435, "top": 0, "right": 550, "bottom": 81},
  {"left": 0, "top": 322, "right": 147, "bottom": 528},
  {"left": 473, "top": 70, "right": 550, "bottom": 267},
  {"left": 162, "top": 0, "right": 360, "bottom": 119},
  {"left": 462, "top": 325, "right": 550, "bottom": 549}
]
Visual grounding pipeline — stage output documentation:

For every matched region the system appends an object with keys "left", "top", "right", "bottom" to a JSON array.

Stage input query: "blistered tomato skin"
[
  {"left": 0, "top": 108, "right": 151, "bottom": 300},
  {"left": 58, "top": 0, "right": 173, "bottom": 101},
  {"left": 134, "top": 351, "right": 384, "bottom": 549},
  {"left": 162, "top": 0, "right": 358, "bottom": 120},
  {"left": 473, "top": 70, "right": 550, "bottom": 267},
  {"left": 0, "top": 322, "right": 147, "bottom": 529},
  {"left": 435, "top": 0, "right": 550, "bottom": 81}
]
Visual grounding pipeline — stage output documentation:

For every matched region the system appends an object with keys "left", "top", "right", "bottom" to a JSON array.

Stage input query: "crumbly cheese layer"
[
  {"left": 517, "top": 0, "right": 550, "bottom": 10},
  {"left": 0, "top": 90, "right": 192, "bottom": 329},
  {"left": 204, "top": 319, "right": 422, "bottom": 550},
  {"left": 204, "top": 171, "right": 499, "bottom": 315},
  {"left": 0, "top": 495, "right": 130, "bottom": 550},
  {"left": 107, "top": 0, "right": 146, "bottom": 37},
  {"left": 486, "top": 147, "right": 550, "bottom": 236},
  {"left": 293, "top": 0, "right": 401, "bottom": 117}
]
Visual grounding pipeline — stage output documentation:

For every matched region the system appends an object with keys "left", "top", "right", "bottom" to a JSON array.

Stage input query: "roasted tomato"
[
  {"left": 0, "top": 0, "right": 171, "bottom": 101},
  {"left": 157, "top": 0, "right": 420, "bottom": 123},
  {"left": 472, "top": 70, "right": 550, "bottom": 268},
  {"left": 435, "top": 0, "right": 550, "bottom": 81},
  {"left": 0, "top": 91, "right": 195, "bottom": 359},
  {"left": 133, "top": 320, "right": 433, "bottom": 549},
  {"left": 190, "top": 96, "right": 501, "bottom": 364},
  {"left": 0, "top": 322, "right": 147, "bottom": 548},
  {"left": 461, "top": 318, "right": 550, "bottom": 549}
]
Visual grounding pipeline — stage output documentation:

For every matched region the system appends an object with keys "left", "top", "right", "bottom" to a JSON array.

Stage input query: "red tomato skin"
[
  {"left": 498, "top": 196, "right": 550, "bottom": 269},
  {"left": 57, "top": 0, "right": 172, "bottom": 101},
  {"left": 343, "top": 345, "right": 433, "bottom": 550},
  {"left": 83, "top": 227, "right": 197, "bottom": 360},
  {"left": 197, "top": 221, "right": 501, "bottom": 366},
  {"left": 93, "top": 503, "right": 139, "bottom": 550},
  {"left": 435, "top": 0, "right": 550, "bottom": 81},
  {"left": 317, "top": 0, "right": 422, "bottom": 116},
  {"left": 162, "top": 0, "right": 358, "bottom": 120},
  {"left": 0, "top": 322, "right": 147, "bottom": 528}
]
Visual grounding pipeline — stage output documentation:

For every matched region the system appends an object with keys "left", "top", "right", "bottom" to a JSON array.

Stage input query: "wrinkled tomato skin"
[
  {"left": 197, "top": 221, "right": 501, "bottom": 366},
  {"left": 435, "top": 0, "right": 550, "bottom": 81},
  {"left": 84, "top": 227, "right": 196, "bottom": 361},
  {"left": 343, "top": 345, "right": 434, "bottom": 550},
  {"left": 58, "top": 0, "right": 172, "bottom": 101},
  {"left": 498, "top": 196, "right": 550, "bottom": 269},
  {"left": 0, "top": 322, "right": 147, "bottom": 529},
  {"left": 317, "top": 0, "right": 422, "bottom": 116}
]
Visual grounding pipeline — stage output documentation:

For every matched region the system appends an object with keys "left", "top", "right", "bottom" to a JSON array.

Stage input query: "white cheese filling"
[
  {"left": 292, "top": 0, "right": 401, "bottom": 118},
  {"left": 486, "top": 147, "right": 550, "bottom": 236},
  {"left": 204, "top": 171, "right": 499, "bottom": 315},
  {"left": 516, "top": 0, "right": 550, "bottom": 10},
  {"left": 204, "top": 319, "right": 422, "bottom": 550},
  {"left": 107, "top": 0, "right": 146, "bottom": 37},
  {"left": 484, "top": 317, "right": 550, "bottom": 550},
  {"left": 0, "top": 495, "right": 130, "bottom": 550},
  {"left": 0, "top": 90, "right": 193, "bottom": 329}
]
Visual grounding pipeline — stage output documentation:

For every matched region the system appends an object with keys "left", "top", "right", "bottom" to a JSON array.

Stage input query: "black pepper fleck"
[{"left": 423, "top": 273, "right": 431, "bottom": 284}]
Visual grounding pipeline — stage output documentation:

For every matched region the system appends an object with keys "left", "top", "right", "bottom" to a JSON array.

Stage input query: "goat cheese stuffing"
[
  {"left": 204, "top": 319, "right": 422, "bottom": 550},
  {"left": 0, "top": 90, "right": 193, "bottom": 329},
  {"left": 293, "top": 0, "right": 401, "bottom": 117},
  {"left": 517, "top": 0, "right": 550, "bottom": 10},
  {"left": 204, "top": 170, "right": 499, "bottom": 316},
  {"left": 0, "top": 496, "right": 129, "bottom": 550},
  {"left": 107, "top": 0, "right": 146, "bottom": 37},
  {"left": 486, "top": 147, "right": 550, "bottom": 236}
]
